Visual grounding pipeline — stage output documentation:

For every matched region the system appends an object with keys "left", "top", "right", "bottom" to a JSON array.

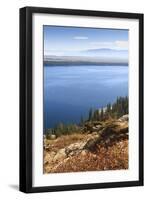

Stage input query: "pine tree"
[
  {"left": 88, "top": 108, "right": 93, "bottom": 121},
  {"left": 93, "top": 110, "right": 98, "bottom": 121},
  {"left": 96, "top": 109, "right": 100, "bottom": 121},
  {"left": 107, "top": 103, "right": 111, "bottom": 113},
  {"left": 100, "top": 108, "right": 104, "bottom": 121}
]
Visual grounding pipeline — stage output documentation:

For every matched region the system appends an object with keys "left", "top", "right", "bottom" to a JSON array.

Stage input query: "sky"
[{"left": 44, "top": 26, "right": 129, "bottom": 57}]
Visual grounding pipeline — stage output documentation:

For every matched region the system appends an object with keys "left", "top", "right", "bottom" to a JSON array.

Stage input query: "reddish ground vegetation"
[
  {"left": 51, "top": 139, "right": 128, "bottom": 173},
  {"left": 43, "top": 116, "right": 128, "bottom": 173}
]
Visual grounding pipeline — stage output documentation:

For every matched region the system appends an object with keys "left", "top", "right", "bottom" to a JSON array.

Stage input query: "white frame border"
[{"left": 32, "top": 13, "right": 139, "bottom": 187}]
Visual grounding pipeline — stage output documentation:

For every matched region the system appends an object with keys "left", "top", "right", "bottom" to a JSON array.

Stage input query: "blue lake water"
[{"left": 44, "top": 65, "right": 128, "bottom": 129}]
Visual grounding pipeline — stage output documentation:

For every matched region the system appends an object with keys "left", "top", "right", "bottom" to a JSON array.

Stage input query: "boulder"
[
  {"left": 53, "top": 148, "right": 66, "bottom": 162},
  {"left": 83, "top": 121, "right": 103, "bottom": 133},
  {"left": 118, "top": 114, "right": 129, "bottom": 122},
  {"left": 49, "top": 134, "right": 56, "bottom": 140},
  {"left": 65, "top": 142, "right": 86, "bottom": 156},
  {"left": 84, "top": 134, "right": 100, "bottom": 151},
  {"left": 99, "top": 120, "right": 128, "bottom": 146},
  {"left": 95, "top": 125, "right": 103, "bottom": 130}
]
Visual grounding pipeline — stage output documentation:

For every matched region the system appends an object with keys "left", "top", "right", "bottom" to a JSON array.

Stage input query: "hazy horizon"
[{"left": 44, "top": 26, "right": 128, "bottom": 64}]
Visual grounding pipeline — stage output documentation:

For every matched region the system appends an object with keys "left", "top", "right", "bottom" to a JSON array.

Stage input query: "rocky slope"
[{"left": 43, "top": 115, "right": 128, "bottom": 173}]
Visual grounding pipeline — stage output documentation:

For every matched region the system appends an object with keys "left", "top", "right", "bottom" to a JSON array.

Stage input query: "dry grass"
[
  {"left": 44, "top": 133, "right": 87, "bottom": 152},
  {"left": 44, "top": 137, "right": 128, "bottom": 173},
  {"left": 43, "top": 118, "right": 129, "bottom": 173}
]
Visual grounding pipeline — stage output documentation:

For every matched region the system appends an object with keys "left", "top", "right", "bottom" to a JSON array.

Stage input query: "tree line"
[
  {"left": 45, "top": 123, "right": 80, "bottom": 137},
  {"left": 83, "top": 96, "right": 128, "bottom": 124},
  {"left": 45, "top": 96, "right": 128, "bottom": 136}
]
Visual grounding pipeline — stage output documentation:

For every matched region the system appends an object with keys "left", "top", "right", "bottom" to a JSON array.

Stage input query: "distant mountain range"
[
  {"left": 44, "top": 48, "right": 128, "bottom": 66},
  {"left": 83, "top": 48, "right": 127, "bottom": 53}
]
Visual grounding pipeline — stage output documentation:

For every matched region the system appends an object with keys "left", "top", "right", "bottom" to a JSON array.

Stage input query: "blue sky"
[{"left": 44, "top": 26, "right": 128, "bottom": 56}]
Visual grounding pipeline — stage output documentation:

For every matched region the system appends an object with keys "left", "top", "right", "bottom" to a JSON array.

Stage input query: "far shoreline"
[{"left": 44, "top": 62, "right": 128, "bottom": 66}]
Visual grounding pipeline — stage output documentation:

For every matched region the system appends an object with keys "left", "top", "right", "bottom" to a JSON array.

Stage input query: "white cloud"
[
  {"left": 73, "top": 36, "right": 88, "bottom": 40},
  {"left": 115, "top": 40, "right": 129, "bottom": 49}
]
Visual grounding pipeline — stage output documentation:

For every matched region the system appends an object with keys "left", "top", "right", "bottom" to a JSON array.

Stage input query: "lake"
[{"left": 44, "top": 65, "right": 128, "bottom": 129}]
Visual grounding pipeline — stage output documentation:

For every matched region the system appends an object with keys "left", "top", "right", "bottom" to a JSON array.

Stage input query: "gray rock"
[
  {"left": 53, "top": 148, "right": 66, "bottom": 161},
  {"left": 65, "top": 142, "right": 86, "bottom": 156},
  {"left": 95, "top": 125, "right": 103, "bottom": 131},
  {"left": 84, "top": 135, "right": 100, "bottom": 151},
  {"left": 118, "top": 114, "right": 129, "bottom": 122},
  {"left": 49, "top": 134, "right": 56, "bottom": 140}
]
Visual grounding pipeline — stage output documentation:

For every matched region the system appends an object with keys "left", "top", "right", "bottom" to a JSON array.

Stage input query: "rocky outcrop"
[
  {"left": 44, "top": 115, "right": 129, "bottom": 173},
  {"left": 82, "top": 121, "right": 103, "bottom": 133},
  {"left": 118, "top": 114, "right": 128, "bottom": 122}
]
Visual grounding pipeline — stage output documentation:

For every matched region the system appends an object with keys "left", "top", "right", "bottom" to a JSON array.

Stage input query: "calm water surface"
[{"left": 44, "top": 65, "right": 128, "bottom": 129}]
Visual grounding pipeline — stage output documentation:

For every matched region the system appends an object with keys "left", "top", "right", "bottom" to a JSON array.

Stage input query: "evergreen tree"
[
  {"left": 100, "top": 108, "right": 104, "bottom": 121},
  {"left": 93, "top": 110, "right": 98, "bottom": 121},
  {"left": 95, "top": 109, "right": 100, "bottom": 121},
  {"left": 106, "top": 103, "right": 111, "bottom": 113},
  {"left": 88, "top": 108, "right": 93, "bottom": 121},
  {"left": 110, "top": 96, "right": 128, "bottom": 118},
  {"left": 46, "top": 96, "right": 129, "bottom": 137}
]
